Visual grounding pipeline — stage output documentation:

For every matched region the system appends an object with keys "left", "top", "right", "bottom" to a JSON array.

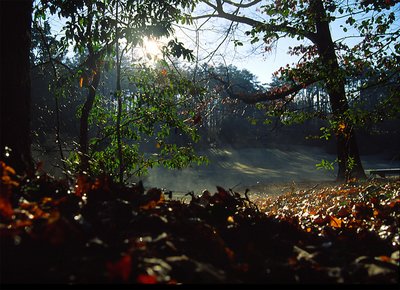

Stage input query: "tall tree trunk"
[
  {"left": 115, "top": 1, "right": 124, "bottom": 183},
  {"left": 78, "top": 2, "right": 102, "bottom": 175},
  {"left": 79, "top": 57, "right": 101, "bottom": 174},
  {"left": 0, "top": 0, "right": 34, "bottom": 175},
  {"left": 312, "top": 0, "right": 366, "bottom": 181}
]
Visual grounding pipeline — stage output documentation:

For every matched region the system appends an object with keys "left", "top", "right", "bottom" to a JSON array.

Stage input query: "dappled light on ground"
[
  {"left": 144, "top": 146, "right": 399, "bottom": 195},
  {"left": 231, "top": 162, "right": 276, "bottom": 175}
]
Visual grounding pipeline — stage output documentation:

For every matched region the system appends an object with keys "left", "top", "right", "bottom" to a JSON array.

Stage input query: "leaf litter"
[{"left": 0, "top": 161, "right": 399, "bottom": 284}]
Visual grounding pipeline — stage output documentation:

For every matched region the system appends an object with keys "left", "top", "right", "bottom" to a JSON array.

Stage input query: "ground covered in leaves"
[{"left": 1, "top": 161, "right": 399, "bottom": 285}]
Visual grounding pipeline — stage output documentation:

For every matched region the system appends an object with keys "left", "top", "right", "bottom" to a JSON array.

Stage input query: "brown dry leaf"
[
  {"left": 140, "top": 188, "right": 165, "bottom": 210},
  {"left": 329, "top": 216, "right": 342, "bottom": 228},
  {"left": 225, "top": 247, "right": 235, "bottom": 261},
  {"left": 140, "top": 200, "right": 158, "bottom": 210},
  {"left": 337, "top": 206, "right": 350, "bottom": 218}
]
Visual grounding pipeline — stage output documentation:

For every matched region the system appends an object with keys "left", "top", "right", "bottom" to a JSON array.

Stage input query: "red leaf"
[
  {"left": 137, "top": 274, "right": 157, "bottom": 284},
  {"left": 0, "top": 196, "right": 14, "bottom": 219},
  {"left": 106, "top": 255, "right": 132, "bottom": 282},
  {"left": 74, "top": 175, "right": 90, "bottom": 197},
  {"left": 215, "top": 186, "right": 230, "bottom": 202}
]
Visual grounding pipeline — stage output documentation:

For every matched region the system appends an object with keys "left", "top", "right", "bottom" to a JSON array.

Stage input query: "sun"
[{"left": 141, "top": 37, "right": 163, "bottom": 60}]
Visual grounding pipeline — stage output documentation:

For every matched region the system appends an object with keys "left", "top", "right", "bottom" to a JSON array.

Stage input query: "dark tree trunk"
[
  {"left": 0, "top": 0, "right": 34, "bottom": 175},
  {"left": 78, "top": 57, "right": 101, "bottom": 174},
  {"left": 312, "top": 0, "right": 366, "bottom": 181}
]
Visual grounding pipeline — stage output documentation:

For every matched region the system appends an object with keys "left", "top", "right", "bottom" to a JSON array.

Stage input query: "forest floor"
[{"left": 1, "top": 160, "right": 399, "bottom": 286}]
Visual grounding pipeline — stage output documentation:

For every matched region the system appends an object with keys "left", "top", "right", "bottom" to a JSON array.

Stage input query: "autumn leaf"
[
  {"left": 337, "top": 122, "right": 346, "bottom": 133},
  {"left": 1, "top": 162, "right": 19, "bottom": 187},
  {"left": 140, "top": 200, "right": 158, "bottom": 210},
  {"left": 0, "top": 196, "right": 14, "bottom": 219},
  {"left": 79, "top": 77, "right": 83, "bottom": 88},
  {"left": 388, "top": 199, "right": 400, "bottom": 208},
  {"left": 225, "top": 247, "right": 235, "bottom": 261},
  {"left": 106, "top": 255, "right": 132, "bottom": 282},
  {"left": 3, "top": 164, "right": 16, "bottom": 175},
  {"left": 91, "top": 176, "right": 111, "bottom": 192},
  {"left": 337, "top": 206, "right": 350, "bottom": 218},
  {"left": 0, "top": 162, "right": 19, "bottom": 219},
  {"left": 378, "top": 255, "right": 393, "bottom": 263},
  {"left": 140, "top": 188, "right": 165, "bottom": 209},
  {"left": 329, "top": 216, "right": 342, "bottom": 228},
  {"left": 74, "top": 175, "right": 90, "bottom": 197},
  {"left": 137, "top": 274, "right": 157, "bottom": 284}
]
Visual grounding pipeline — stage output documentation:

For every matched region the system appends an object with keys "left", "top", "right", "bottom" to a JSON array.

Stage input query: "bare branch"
[
  {"left": 222, "top": 0, "right": 262, "bottom": 8},
  {"left": 32, "top": 58, "right": 74, "bottom": 75}
]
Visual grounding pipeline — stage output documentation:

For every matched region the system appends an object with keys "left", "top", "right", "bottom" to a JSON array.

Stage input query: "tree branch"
[
  {"left": 198, "top": 0, "right": 318, "bottom": 44},
  {"left": 209, "top": 70, "right": 320, "bottom": 104},
  {"left": 222, "top": 0, "right": 262, "bottom": 8},
  {"left": 31, "top": 58, "right": 74, "bottom": 75},
  {"left": 240, "top": 79, "right": 319, "bottom": 103}
]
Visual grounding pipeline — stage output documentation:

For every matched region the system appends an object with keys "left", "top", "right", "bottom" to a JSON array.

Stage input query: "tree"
[
  {"left": 193, "top": 0, "right": 399, "bottom": 181},
  {"left": 34, "top": 0, "right": 207, "bottom": 182},
  {"left": 0, "top": 0, "right": 34, "bottom": 175},
  {"left": 37, "top": 0, "right": 200, "bottom": 179}
]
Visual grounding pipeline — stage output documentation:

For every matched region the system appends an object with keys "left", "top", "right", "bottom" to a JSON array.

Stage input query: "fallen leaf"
[
  {"left": 106, "top": 255, "right": 132, "bottom": 282},
  {"left": 137, "top": 274, "right": 157, "bottom": 284}
]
